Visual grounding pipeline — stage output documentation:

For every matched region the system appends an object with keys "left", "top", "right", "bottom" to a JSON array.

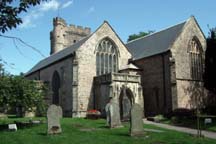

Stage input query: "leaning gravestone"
[
  {"left": 106, "top": 101, "right": 122, "bottom": 128},
  {"left": 47, "top": 104, "right": 63, "bottom": 134},
  {"left": 130, "top": 103, "right": 145, "bottom": 136}
]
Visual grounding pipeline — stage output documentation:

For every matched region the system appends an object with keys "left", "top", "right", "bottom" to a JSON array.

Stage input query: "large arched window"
[
  {"left": 188, "top": 37, "right": 204, "bottom": 80},
  {"left": 96, "top": 38, "right": 118, "bottom": 75}
]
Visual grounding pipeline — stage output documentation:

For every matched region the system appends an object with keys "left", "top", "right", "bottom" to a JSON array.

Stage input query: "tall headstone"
[
  {"left": 130, "top": 103, "right": 145, "bottom": 136},
  {"left": 105, "top": 101, "right": 111, "bottom": 126},
  {"left": 106, "top": 101, "right": 122, "bottom": 128},
  {"left": 47, "top": 104, "right": 63, "bottom": 134}
]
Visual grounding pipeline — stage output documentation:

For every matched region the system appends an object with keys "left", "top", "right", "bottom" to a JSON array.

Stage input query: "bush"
[
  {"left": 171, "top": 108, "right": 195, "bottom": 118},
  {"left": 202, "top": 106, "right": 216, "bottom": 115},
  {"left": 0, "top": 74, "right": 47, "bottom": 117}
]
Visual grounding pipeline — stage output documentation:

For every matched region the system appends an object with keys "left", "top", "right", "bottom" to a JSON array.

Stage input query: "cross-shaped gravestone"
[{"left": 47, "top": 104, "right": 62, "bottom": 134}]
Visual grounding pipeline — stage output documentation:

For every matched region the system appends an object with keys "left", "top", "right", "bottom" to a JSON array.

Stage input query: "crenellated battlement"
[
  {"left": 68, "top": 24, "right": 91, "bottom": 35},
  {"left": 53, "top": 17, "right": 67, "bottom": 26},
  {"left": 50, "top": 17, "right": 91, "bottom": 55}
]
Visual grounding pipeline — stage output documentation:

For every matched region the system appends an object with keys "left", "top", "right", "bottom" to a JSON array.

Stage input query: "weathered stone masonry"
[{"left": 26, "top": 16, "right": 206, "bottom": 117}]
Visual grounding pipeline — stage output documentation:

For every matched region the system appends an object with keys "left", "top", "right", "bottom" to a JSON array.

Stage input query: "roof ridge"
[{"left": 126, "top": 20, "right": 187, "bottom": 44}]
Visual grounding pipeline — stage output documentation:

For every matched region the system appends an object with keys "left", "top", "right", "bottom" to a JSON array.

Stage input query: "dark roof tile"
[
  {"left": 126, "top": 21, "right": 186, "bottom": 60},
  {"left": 25, "top": 35, "right": 91, "bottom": 75}
]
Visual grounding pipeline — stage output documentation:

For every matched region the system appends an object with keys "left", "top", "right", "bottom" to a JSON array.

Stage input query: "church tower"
[
  {"left": 50, "top": 17, "right": 91, "bottom": 55},
  {"left": 50, "top": 17, "right": 66, "bottom": 54}
]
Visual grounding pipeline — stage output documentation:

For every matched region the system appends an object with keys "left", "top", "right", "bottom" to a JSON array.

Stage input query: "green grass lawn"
[{"left": 0, "top": 117, "right": 216, "bottom": 144}]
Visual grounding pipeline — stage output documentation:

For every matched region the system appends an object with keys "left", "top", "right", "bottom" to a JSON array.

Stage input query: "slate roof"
[
  {"left": 126, "top": 21, "right": 186, "bottom": 60},
  {"left": 25, "top": 34, "right": 91, "bottom": 76}
]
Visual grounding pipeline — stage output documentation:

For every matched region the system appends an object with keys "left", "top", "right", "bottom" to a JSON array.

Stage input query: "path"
[{"left": 144, "top": 119, "right": 216, "bottom": 139}]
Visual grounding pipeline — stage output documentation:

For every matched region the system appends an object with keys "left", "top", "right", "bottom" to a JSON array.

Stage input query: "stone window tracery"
[
  {"left": 96, "top": 38, "right": 118, "bottom": 75},
  {"left": 188, "top": 37, "right": 203, "bottom": 80}
]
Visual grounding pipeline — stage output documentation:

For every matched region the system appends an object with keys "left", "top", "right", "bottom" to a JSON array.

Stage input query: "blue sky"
[{"left": 0, "top": 0, "right": 215, "bottom": 75}]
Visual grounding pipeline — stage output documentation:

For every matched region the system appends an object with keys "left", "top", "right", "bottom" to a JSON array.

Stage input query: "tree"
[
  {"left": 204, "top": 27, "right": 216, "bottom": 94},
  {"left": 0, "top": 0, "right": 46, "bottom": 58},
  {"left": 127, "top": 30, "right": 155, "bottom": 42},
  {"left": 0, "top": 62, "right": 47, "bottom": 116},
  {"left": 10, "top": 76, "right": 47, "bottom": 116},
  {"left": 0, "top": 0, "right": 46, "bottom": 33},
  {"left": 0, "top": 63, "right": 12, "bottom": 113}
]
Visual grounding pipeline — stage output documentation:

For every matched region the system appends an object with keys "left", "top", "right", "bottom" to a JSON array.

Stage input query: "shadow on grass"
[
  {"left": 114, "top": 133, "right": 130, "bottom": 137},
  {"left": 38, "top": 132, "right": 47, "bottom": 136},
  {"left": 7, "top": 115, "right": 19, "bottom": 119},
  {"left": 98, "top": 125, "right": 109, "bottom": 129}
]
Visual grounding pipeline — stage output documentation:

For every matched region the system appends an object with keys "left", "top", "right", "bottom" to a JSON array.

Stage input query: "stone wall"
[
  {"left": 74, "top": 22, "right": 132, "bottom": 117},
  {"left": 133, "top": 53, "right": 172, "bottom": 116},
  {"left": 27, "top": 21, "right": 132, "bottom": 118},
  {"left": 170, "top": 17, "right": 206, "bottom": 109},
  {"left": 26, "top": 56, "right": 74, "bottom": 117}
]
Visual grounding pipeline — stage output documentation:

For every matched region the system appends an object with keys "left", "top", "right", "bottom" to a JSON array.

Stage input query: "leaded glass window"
[
  {"left": 96, "top": 38, "right": 118, "bottom": 76},
  {"left": 188, "top": 37, "right": 204, "bottom": 80}
]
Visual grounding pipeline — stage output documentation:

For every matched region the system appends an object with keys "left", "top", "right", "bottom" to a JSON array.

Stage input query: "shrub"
[
  {"left": 202, "top": 105, "right": 216, "bottom": 115},
  {"left": 171, "top": 108, "right": 195, "bottom": 118},
  {"left": 0, "top": 74, "right": 47, "bottom": 117}
]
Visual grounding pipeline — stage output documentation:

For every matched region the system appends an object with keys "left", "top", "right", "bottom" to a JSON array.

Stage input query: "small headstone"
[
  {"left": 130, "top": 103, "right": 145, "bottom": 136},
  {"left": 47, "top": 104, "right": 62, "bottom": 134},
  {"left": 106, "top": 101, "right": 122, "bottom": 128},
  {"left": 204, "top": 118, "right": 212, "bottom": 125},
  {"left": 8, "top": 124, "right": 17, "bottom": 131}
]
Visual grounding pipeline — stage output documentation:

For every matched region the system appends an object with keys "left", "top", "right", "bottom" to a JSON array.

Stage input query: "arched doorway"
[
  {"left": 52, "top": 71, "right": 61, "bottom": 105},
  {"left": 119, "top": 87, "right": 134, "bottom": 120}
]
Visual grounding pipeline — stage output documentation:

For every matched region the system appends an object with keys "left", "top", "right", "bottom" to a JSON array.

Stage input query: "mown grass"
[{"left": 0, "top": 118, "right": 216, "bottom": 144}]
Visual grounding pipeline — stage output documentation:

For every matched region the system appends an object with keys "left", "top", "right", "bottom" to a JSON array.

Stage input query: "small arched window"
[
  {"left": 188, "top": 37, "right": 203, "bottom": 80},
  {"left": 96, "top": 38, "right": 118, "bottom": 75}
]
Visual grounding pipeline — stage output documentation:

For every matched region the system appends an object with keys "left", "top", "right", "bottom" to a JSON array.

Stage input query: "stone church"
[{"left": 26, "top": 16, "right": 206, "bottom": 117}]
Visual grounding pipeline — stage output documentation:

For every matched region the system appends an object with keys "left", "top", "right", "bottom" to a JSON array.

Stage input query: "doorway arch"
[
  {"left": 119, "top": 87, "right": 134, "bottom": 120},
  {"left": 52, "top": 71, "right": 61, "bottom": 105}
]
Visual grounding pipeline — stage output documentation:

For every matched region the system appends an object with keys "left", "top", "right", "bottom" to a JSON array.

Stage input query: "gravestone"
[
  {"left": 47, "top": 104, "right": 62, "bottom": 134},
  {"left": 130, "top": 103, "right": 145, "bottom": 136},
  {"left": 106, "top": 101, "right": 122, "bottom": 128},
  {"left": 8, "top": 124, "right": 17, "bottom": 131},
  {"left": 105, "top": 102, "right": 111, "bottom": 126}
]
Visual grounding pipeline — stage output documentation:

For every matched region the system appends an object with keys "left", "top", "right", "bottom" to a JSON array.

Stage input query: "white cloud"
[
  {"left": 19, "top": 0, "right": 73, "bottom": 29},
  {"left": 19, "top": 17, "right": 36, "bottom": 28},
  {"left": 39, "top": 0, "right": 60, "bottom": 12},
  {"left": 61, "top": 0, "right": 73, "bottom": 9},
  {"left": 19, "top": 11, "right": 43, "bottom": 28},
  {"left": 88, "top": 6, "right": 95, "bottom": 13}
]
